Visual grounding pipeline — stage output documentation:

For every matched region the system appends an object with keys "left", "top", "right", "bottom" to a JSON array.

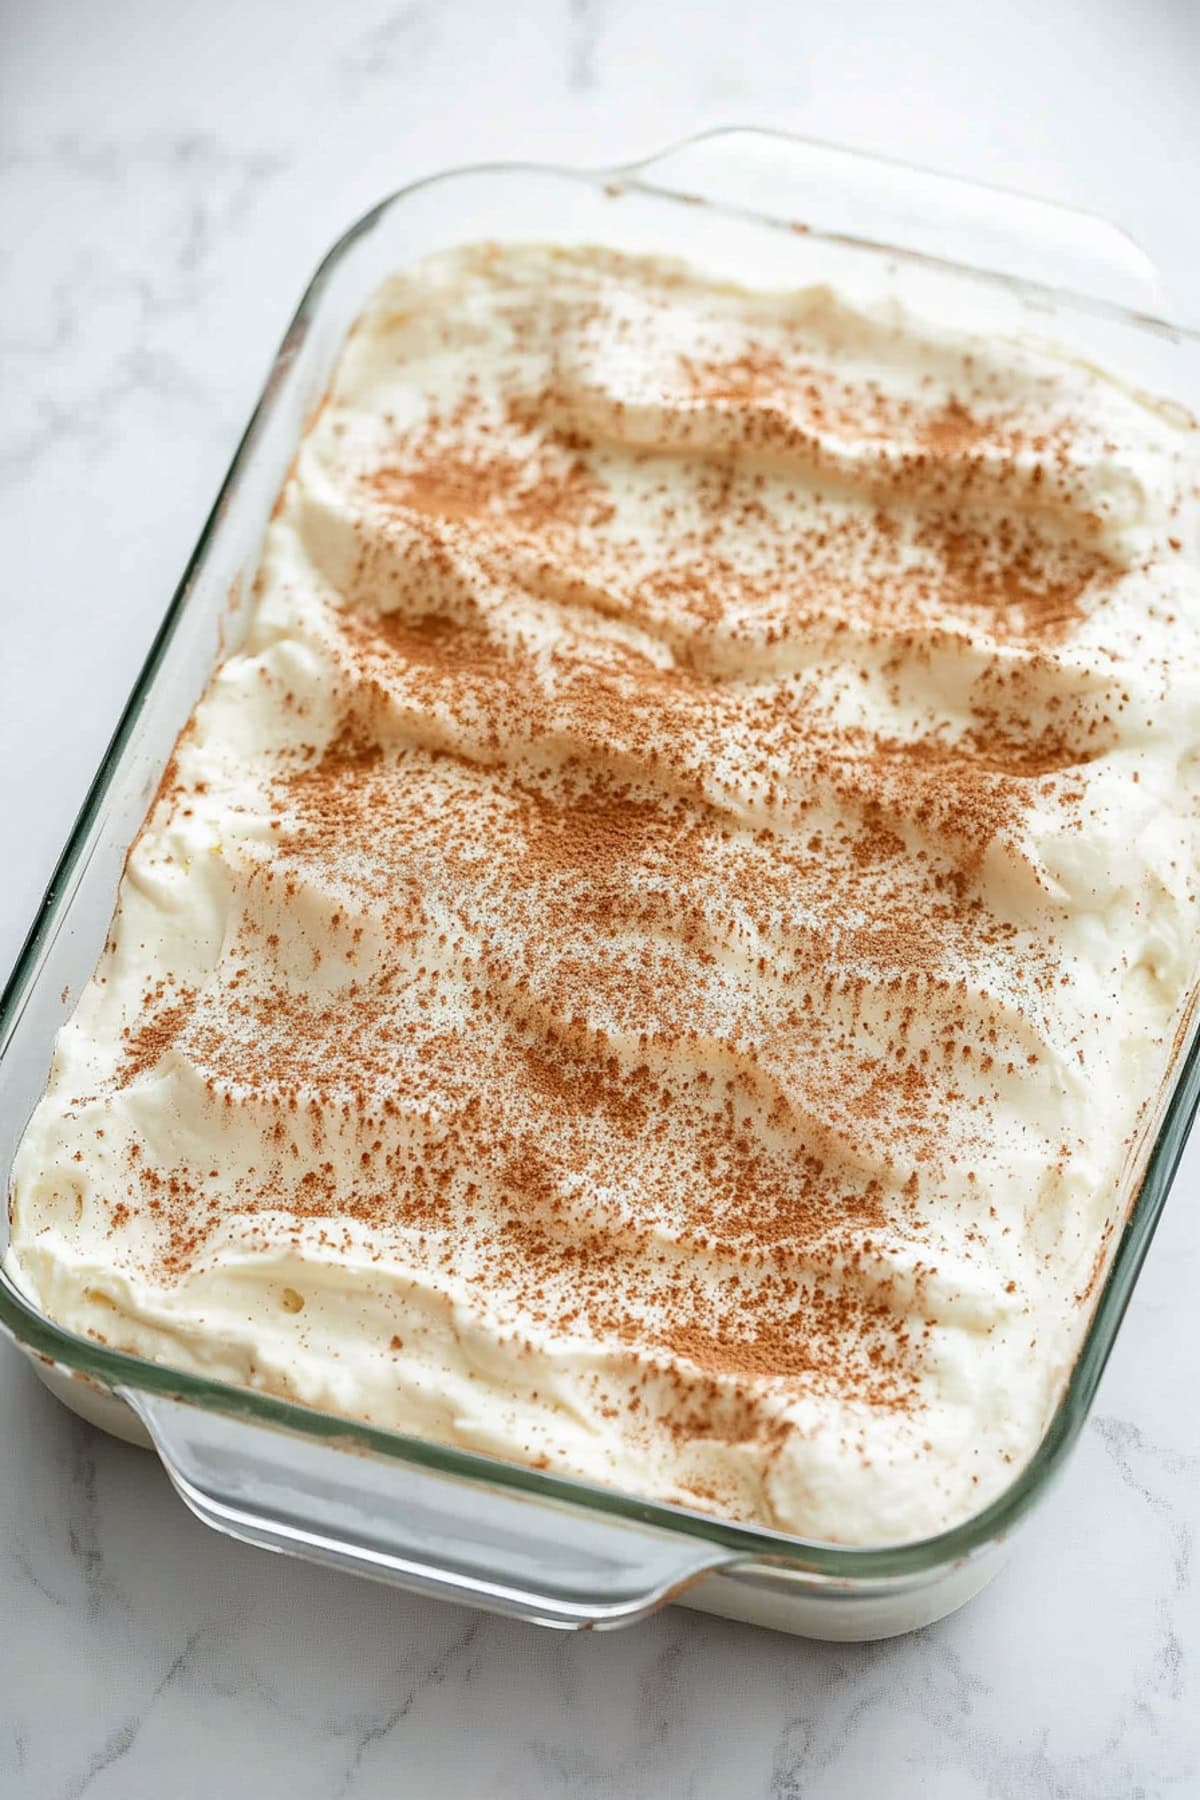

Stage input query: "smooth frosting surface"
[{"left": 9, "top": 245, "right": 1200, "bottom": 1543}]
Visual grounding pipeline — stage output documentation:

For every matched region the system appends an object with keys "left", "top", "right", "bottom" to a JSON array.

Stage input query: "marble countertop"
[{"left": 2, "top": 3, "right": 1198, "bottom": 1794}]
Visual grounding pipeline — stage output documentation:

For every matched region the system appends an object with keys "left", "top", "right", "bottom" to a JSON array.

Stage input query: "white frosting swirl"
[{"left": 8, "top": 246, "right": 1200, "bottom": 1544}]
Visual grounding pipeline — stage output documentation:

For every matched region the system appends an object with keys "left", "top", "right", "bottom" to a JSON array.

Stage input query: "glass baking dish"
[{"left": 3, "top": 129, "right": 1199, "bottom": 1642}]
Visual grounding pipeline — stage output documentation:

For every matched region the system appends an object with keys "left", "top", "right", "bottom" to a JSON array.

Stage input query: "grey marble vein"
[
  {"left": 337, "top": 5, "right": 436, "bottom": 96},
  {"left": 0, "top": 131, "right": 287, "bottom": 493},
  {"left": 332, "top": 1615, "right": 482, "bottom": 1798},
  {"left": 61, "top": 1626, "right": 207, "bottom": 1800},
  {"left": 567, "top": 0, "right": 604, "bottom": 93},
  {"left": 65, "top": 1418, "right": 107, "bottom": 1621}
]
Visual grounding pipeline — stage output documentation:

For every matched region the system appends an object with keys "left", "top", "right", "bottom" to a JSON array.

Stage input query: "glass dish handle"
[
  {"left": 120, "top": 1389, "right": 740, "bottom": 1629},
  {"left": 626, "top": 127, "right": 1172, "bottom": 314}
]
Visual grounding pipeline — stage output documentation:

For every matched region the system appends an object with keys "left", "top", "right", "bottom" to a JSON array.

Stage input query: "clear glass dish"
[{"left": 3, "top": 129, "right": 1198, "bottom": 1641}]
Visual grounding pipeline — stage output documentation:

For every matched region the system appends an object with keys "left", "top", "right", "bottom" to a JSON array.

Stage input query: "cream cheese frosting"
[{"left": 8, "top": 244, "right": 1200, "bottom": 1544}]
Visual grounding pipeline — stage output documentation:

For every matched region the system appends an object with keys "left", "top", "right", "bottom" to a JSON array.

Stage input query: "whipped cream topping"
[{"left": 9, "top": 245, "right": 1200, "bottom": 1544}]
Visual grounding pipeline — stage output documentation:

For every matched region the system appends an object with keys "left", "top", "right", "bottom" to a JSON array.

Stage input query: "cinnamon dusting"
[{"left": 47, "top": 244, "right": 1198, "bottom": 1535}]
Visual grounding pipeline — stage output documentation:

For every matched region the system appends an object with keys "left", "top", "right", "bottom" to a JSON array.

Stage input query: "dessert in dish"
[{"left": 9, "top": 244, "right": 1200, "bottom": 1544}]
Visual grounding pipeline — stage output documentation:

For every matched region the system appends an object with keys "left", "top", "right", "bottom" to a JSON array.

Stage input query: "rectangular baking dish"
[{"left": 3, "top": 129, "right": 1199, "bottom": 1641}]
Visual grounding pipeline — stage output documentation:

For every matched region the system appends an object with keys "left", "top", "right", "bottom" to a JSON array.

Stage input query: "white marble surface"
[{"left": 2, "top": 2, "right": 1199, "bottom": 1794}]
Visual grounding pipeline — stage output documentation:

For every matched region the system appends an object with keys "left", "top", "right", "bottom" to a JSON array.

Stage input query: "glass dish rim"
[{"left": 3, "top": 126, "right": 1199, "bottom": 1582}]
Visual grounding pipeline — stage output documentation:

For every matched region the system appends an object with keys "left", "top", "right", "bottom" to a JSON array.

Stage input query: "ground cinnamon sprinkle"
[
  {"left": 31, "top": 243, "right": 1198, "bottom": 1538},
  {"left": 119, "top": 989, "right": 197, "bottom": 1084}
]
